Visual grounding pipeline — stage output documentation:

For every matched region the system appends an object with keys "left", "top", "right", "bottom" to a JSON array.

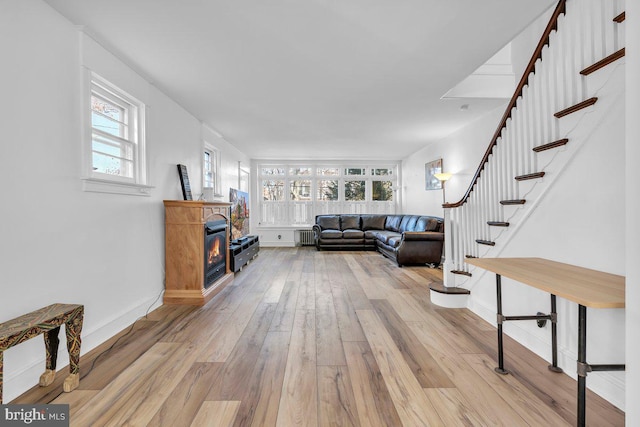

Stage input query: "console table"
[
  {"left": 466, "top": 257, "right": 624, "bottom": 427},
  {"left": 0, "top": 303, "right": 84, "bottom": 403}
]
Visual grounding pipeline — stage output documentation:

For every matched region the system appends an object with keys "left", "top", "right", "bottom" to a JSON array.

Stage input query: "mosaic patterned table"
[{"left": 0, "top": 303, "right": 84, "bottom": 403}]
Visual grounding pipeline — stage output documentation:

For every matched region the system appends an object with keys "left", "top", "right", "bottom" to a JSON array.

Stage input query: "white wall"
[
  {"left": 0, "top": 0, "right": 247, "bottom": 402},
  {"left": 625, "top": 0, "right": 639, "bottom": 424},
  {"left": 402, "top": 105, "right": 506, "bottom": 216}
]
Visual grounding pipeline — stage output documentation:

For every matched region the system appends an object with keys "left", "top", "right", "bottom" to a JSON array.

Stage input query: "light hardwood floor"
[{"left": 15, "top": 248, "right": 624, "bottom": 426}]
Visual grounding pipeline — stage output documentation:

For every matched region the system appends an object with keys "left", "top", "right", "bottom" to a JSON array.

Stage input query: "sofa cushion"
[
  {"left": 426, "top": 218, "right": 440, "bottom": 232},
  {"left": 341, "top": 215, "right": 361, "bottom": 231},
  {"left": 373, "top": 230, "right": 400, "bottom": 244},
  {"left": 385, "top": 215, "right": 403, "bottom": 232},
  {"left": 387, "top": 236, "right": 403, "bottom": 248},
  {"left": 415, "top": 217, "right": 429, "bottom": 232},
  {"left": 364, "top": 230, "right": 378, "bottom": 239},
  {"left": 317, "top": 215, "right": 340, "bottom": 230},
  {"left": 343, "top": 229, "right": 364, "bottom": 239},
  {"left": 320, "top": 230, "right": 342, "bottom": 239},
  {"left": 361, "top": 215, "right": 386, "bottom": 231},
  {"left": 400, "top": 215, "right": 419, "bottom": 232}
]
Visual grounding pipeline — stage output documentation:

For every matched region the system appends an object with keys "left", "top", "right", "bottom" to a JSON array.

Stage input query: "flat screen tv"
[{"left": 229, "top": 188, "right": 250, "bottom": 240}]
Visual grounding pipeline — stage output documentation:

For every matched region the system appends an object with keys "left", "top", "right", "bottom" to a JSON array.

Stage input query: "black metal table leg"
[
  {"left": 495, "top": 274, "right": 508, "bottom": 374},
  {"left": 577, "top": 304, "right": 587, "bottom": 427},
  {"left": 549, "top": 294, "right": 563, "bottom": 373}
]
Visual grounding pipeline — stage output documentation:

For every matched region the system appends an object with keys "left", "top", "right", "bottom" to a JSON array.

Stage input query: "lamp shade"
[{"left": 434, "top": 172, "right": 452, "bottom": 182}]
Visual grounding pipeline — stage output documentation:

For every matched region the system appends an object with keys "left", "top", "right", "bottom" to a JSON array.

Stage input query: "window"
[
  {"left": 372, "top": 180, "right": 393, "bottom": 201},
  {"left": 238, "top": 165, "right": 250, "bottom": 193},
  {"left": 345, "top": 180, "right": 365, "bottom": 201},
  {"left": 257, "top": 163, "right": 398, "bottom": 225},
  {"left": 84, "top": 73, "right": 149, "bottom": 195},
  {"left": 290, "top": 180, "right": 312, "bottom": 201},
  {"left": 318, "top": 180, "right": 338, "bottom": 201},
  {"left": 204, "top": 145, "right": 221, "bottom": 196},
  {"left": 262, "top": 180, "right": 285, "bottom": 201}
]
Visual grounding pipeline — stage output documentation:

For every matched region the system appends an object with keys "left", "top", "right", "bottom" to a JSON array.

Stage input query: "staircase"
[{"left": 438, "top": 0, "right": 626, "bottom": 293}]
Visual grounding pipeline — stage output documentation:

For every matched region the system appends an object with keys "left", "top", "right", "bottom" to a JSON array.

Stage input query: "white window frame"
[
  {"left": 238, "top": 163, "right": 250, "bottom": 193},
  {"left": 257, "top": 162, "right": 398, "bottom": 226},
  {"left": 204, "top": 143, "right": 222, "bottom": 197},
  {"left": 82, "top": 71, "right": 152, "bottom": 196}
]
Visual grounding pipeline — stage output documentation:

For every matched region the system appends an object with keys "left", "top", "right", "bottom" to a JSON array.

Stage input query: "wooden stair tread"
[
  {"left": 476, "top": 239, "right": 496, "bottom": 246},
  {"left": 554, "top": 97, "right": 598, "bottom": 118},
  {"left": 515, "top": 172, "right": 545, "bottom": 181},
  {"left": 533, "top": 138, "right": 569, "bottom": 152},
  {"left": 613, "top": 12, "right": 625, "bottom": 23},
  {"left": 487, "top": 221, "right": 510, "bottom": 227},
  {"left": 429, "top": 282, "right": 470, "bottom": 295},
  {"left": 451, "top": 270, "right": 472, "bottom": 277},
  {"left": 500, "top": 199, "right": 526, "bottom": 205},
  {"left": 580, "top": 48, "right": 625, "bottom": 76}
]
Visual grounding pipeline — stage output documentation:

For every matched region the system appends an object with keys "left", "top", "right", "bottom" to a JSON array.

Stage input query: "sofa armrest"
[
  {"left": 312, "top": 224, "right": 322, "bottom": 237},
  {"left": 402, "top": 231, "right": 444, "bottom": 242}
]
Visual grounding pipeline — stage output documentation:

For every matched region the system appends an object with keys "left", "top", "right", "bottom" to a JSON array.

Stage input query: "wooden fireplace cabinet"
[{"left": 163, "top": 200, "right": 234, "bottom": 305}]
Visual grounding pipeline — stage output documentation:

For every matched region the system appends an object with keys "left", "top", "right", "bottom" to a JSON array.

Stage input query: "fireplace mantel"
[{"left": 163, "top": 200, "right": 234, "bottom": 305}]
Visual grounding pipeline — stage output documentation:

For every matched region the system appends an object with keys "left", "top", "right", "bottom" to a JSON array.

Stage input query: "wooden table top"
[{"left": 465, "top": 257, "right": 625, "bottom": 309}]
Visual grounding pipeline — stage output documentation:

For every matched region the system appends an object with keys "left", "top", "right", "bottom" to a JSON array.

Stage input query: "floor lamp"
[
  {"left": 434, "top": 172, "right": 452, "bottom": 203},
  {"left": 434, "top": 172, "right": 452, "bottom": 269}
]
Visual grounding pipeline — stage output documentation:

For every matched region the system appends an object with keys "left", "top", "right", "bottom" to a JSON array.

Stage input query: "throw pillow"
[
  {"left": 341, "top": 215, "right": 360, "bottom": 230},
  {"left": 317, "top": 215, "right": 340, "bottom": 230},
  {"left": 361, "top": 215, "right": 386, "bottom": 231}
]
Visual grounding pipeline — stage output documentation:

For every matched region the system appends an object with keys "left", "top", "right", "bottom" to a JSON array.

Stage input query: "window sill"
[{"left": 82, "top": 178, "right": 154, "bottom": 196}]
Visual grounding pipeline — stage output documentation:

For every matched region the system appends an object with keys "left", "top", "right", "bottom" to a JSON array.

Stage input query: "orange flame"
[{"left": 208, "top": 237, "right": 221, "bottom": 264}]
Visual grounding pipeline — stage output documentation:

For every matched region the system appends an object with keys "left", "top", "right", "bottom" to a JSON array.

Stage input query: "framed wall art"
[{"left": 425, "top": 159, "right": 443, "bottom": 190}]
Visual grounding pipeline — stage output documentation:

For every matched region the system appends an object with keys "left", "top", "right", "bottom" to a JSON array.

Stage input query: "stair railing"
[{"left": 442, "top": 0, "right": 625, "bottom": 286}]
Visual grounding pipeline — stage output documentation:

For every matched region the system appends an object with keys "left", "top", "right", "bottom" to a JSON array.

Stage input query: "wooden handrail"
[{"left": 443, "top": 0, "right": 566, "bottom": 208}]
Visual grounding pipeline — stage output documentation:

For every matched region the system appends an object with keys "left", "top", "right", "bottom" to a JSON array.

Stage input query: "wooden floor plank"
[
  {"left": 72, "top": 342, "right": 199, "bottom": 426},
  {"left": 269, "top": 280, "right": 299, "bottom": 332},
  {"left": 276, "top": 309, "right": 318, "bottom": 427},
  {"left": 148, "top": 362, "right": 224, "bottom": 427},
  {"left": 50, "top": 390, "right": 99, "bottom": 419},
  {"left": 330, "top": 283, "right": 367, "bottom": 342},
  {"left": 462, "top": 353, "right": 571, "bottom": 426},
  {"left": 315, "top": 291, "right": 347, "bottom": 366},
  {"left": 423, "top": 388, "right": 488, "bottom": 427},
  {"left": 198, "top": 290, "right": 266, "bottom": 363},
  {"left": 236, "top": 332, "right": 290, "bottom": 427},
  {"left": 343, "top": 341, "right": 403, "bottom": 427},
  {"left": 371, "top": 299, "right": 455, "bottom": 389},
  {"left": 356, "top": 309, "right": 445, "bottom": 426},
  {"left": 206, "top": 302, "right": 277, "bottom": 400},
  {"left": 190, "top": 401, "right": 240, "bottom": 427},
  {"left": 406, "top": 321, "right": 531, "bottom": 426},
  {"left": 317, "top": 365, "right": 360, "bottom": 426}
]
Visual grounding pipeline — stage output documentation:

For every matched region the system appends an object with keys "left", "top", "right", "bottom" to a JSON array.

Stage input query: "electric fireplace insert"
[{"left": 204, "top": 219, "right": 227, "bottom": 288}]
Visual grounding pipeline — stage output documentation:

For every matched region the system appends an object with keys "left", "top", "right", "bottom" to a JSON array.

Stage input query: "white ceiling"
[{"left": 44, "top": 0, "right": 556, "bottom": 160}]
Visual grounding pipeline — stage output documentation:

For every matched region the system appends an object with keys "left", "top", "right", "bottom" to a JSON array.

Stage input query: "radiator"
[{"left": 296, "top": 229, "right": 315, "bottom": 246}]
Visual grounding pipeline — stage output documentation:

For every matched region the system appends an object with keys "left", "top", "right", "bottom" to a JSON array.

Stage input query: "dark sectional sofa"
[{"left": 312, "top": 214, "right": 444, "bottom": 267}]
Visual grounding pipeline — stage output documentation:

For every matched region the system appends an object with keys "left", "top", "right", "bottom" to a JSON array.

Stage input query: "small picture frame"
[
  {"left": 425, "top": 159, "right": 443, "bottom": 191},
  {"left": 177, "top": 164, "right": 193, "bottom": 200}
]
